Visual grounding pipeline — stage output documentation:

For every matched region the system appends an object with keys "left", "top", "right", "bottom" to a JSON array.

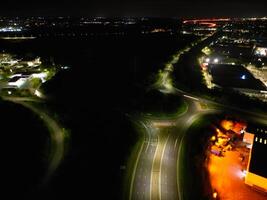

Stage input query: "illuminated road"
[
  {"left": 128, "top": 29, "right": 267, "bottom": 200},
  {"left": 129, "top": 95, "right": 220, "bottom": 200},
  {"left": 3, "top": 96, "right": 66, "bottom": 181},
  {"left": 130, "top": 120, "right": 158, "bottom": 200},
  {"left": 128, "top": 36, "right": 216, "bottom": 200},
  {"left": 129, "top": 73, "right": 267, "bottom": 200},
  {"left": 129, "top": 83, "right": 267, "bottom": 200}
]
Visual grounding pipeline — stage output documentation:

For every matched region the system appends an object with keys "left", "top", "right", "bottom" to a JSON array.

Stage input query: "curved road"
[
  {"left": 128, "top": 30, "right": 267, "bottom": 200},
  {"left": 3, "top": 96, "right": 66, "bottom": 182},
  {"left": 129, "top": 94, "right": 220, "bottom": 200}
]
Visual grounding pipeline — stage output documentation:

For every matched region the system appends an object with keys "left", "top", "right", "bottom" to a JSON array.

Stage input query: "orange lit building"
[{"left": 243, "top": 132, "right": 254, "bottom": 148}]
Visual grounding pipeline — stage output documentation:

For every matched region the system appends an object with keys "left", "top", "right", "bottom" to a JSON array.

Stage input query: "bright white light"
[
  {"left": 8, "top": 78, "right": 27, "bottom": 88},
  {"left": 32, "top": 72, "right": 47, "bottom": 79},
  {"left": 214, "top": 58, "right": 219, "bottom": 63},
  {"left": 27, "top": 61, "right": 34, "bottom": 67},
  {"left": 241, "top": 75, "right": 246, "bottom": 80},
  {"left": 205, "top": 58, "right": 210, "bottom": 63},
  {"left": 34, "top": 90, "right": 42, "bottom": 98},
  {"left": 61, "top": 66, "right": 70, "bottom": 70},
  {"left": 242, "top": 170, "right": 247, "bottom": 177},
  {"left": 212, "top": 192, "right": 218, "bottom": 199},
  {"left": 9, "top": 74, "right": 22, "bottom": 78},
  {"left": 255, "top": 47, "right": 267, "bottom": 57},
  {"left": 31, "top": 72, "right": 48, "bottom": 83},
  {"left": 9, "top": 60, "right": 18, "bottom": 65},
  {"left": 0, "top": 26, "right": 22, "bottom": 32},
  {"left": 237, "top": 169, "right": 247, "bottom": 179}
]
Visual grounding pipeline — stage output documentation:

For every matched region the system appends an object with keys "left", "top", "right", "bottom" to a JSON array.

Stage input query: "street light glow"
[
  {"left": 212, "top": 191, "right": 218, "bottom": 199},
  {"left": 34, "top": 90, "right": 42, "bottom": 98},
  {"left": 213, "top": 58, "right": 219, "bottom": 63}
]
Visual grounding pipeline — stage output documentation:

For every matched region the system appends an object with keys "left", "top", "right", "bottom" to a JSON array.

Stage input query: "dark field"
[
  {"left": 0, "top": 34, "right": 198, "bottom": 199},
  {"left": 208, "top": 64, "right": 266, "bottom": 90}
]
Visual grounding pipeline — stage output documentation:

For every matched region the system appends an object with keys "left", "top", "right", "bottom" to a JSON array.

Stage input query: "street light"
[
  {"left": 241, "top": 75, "right": 246, "bottom": 80},
  {"left": 212, "top": 191, "right": 218, "bottom": 199},
  {"left": 214, "top": 58, "right": 219, "bottom": 63}
]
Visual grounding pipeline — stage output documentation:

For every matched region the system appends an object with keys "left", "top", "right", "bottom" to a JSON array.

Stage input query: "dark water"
[{"left": 0, "top": 34, "right": 197, "bottom": 199}]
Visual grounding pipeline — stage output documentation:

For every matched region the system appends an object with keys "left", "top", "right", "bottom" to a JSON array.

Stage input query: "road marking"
[
  {"left": 159, "top": 134, "right": 171, "bottom": 200},
  {"left": 183, "top": 94, "right": 199, "bottom": 101},
  {"left": 145, "top": 130, "right": 151, "bottom": 153},
  {"left": 176, "top": 112, "right": 209, "bottom": 200},
  {"left": 150, "top": 135, "right": 159, "bottom": 200},
  {"left": 177, "top": 128, "right": 186, "bottom": 200},
  {"left": 129, "top": 124, "right": 146, "bottom": 200},
  {"left": 7, "top": 98, "right": 65, "bottom": 182},
  {"left": 174, "top": 138, "right": 178, "bottom": 149}
]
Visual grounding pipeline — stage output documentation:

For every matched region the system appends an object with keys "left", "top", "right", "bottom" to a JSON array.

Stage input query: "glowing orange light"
[
  {"left": 199, "top": 22, "right": 217, "bottom": 27},
  {"left": 211, "top": 136, "right": 216, "bottom": 141},
  {"left": 182, "top": 18, "right": 230, "bottom": 24},
  {"left": 221, "top": 120, "right": 233, "bottom": 130}
]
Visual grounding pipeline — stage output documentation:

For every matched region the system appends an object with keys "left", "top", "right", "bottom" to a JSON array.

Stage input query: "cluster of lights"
[
  {"left": 255, "top": 47, "right": 267, "bottom": 57},
  {"left": 255, "top": 137, "right": 267, "bottom": 144},
  {"left": 0, "top": 26, "right": 22, "bottom": 32},
  {"left": 204, "top": 57, "right": 219, "bottom": 64}
]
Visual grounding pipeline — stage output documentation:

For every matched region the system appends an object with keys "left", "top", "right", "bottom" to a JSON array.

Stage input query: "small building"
[{"left": 245, "top": 127, "right": 267, "bottom": 192}]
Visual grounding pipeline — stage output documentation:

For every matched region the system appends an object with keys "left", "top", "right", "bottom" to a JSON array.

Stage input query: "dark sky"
[{"left": 1, "top": 0, "right": 267, "bottom": 18}]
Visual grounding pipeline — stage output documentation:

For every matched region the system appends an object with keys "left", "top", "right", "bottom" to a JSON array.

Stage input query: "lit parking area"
[
  {"left": 208, "top": 149, "right": 267, "bottom": 200},
  {"left": 207, "top": 119, "right": 267, "bottom": 200}
]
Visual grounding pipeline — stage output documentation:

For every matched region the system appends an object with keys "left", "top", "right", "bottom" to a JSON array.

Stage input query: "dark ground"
[{"left": 0, "top": 34, "right": 198, "bottom": 199}]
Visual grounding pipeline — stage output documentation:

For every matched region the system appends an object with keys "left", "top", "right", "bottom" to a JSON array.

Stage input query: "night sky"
[{"left": 1, "top": 0, "right": 267, "bottom": 18}]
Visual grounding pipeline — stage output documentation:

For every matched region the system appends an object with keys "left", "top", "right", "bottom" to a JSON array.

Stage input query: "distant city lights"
[{"left": 0, "top": 26, "right": 22, "bottom": 32}]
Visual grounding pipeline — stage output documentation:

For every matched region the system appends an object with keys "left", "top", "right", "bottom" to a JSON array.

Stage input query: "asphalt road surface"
[{"left": 129, "top": 94, "right": 220, "bottom": 200}]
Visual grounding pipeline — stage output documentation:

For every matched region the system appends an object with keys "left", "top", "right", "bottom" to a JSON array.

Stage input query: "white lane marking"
[
  {"left": 183, "top": 94, "right": 199, "bottom": 101},
  {"left": 129, "top": 132, "right": 146, "bottom": 200},
  {"left": 145, "top": 132, "right": 151, "bottom": 153},
  {"left": 150, "top": 135, "right": 159, "bottom": 200},
  {"left": 174, "top": 138, "right": 178, "bottom": 149},
  {"left": 159, "top": 134, "right": 171, "bottom": 200}
]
